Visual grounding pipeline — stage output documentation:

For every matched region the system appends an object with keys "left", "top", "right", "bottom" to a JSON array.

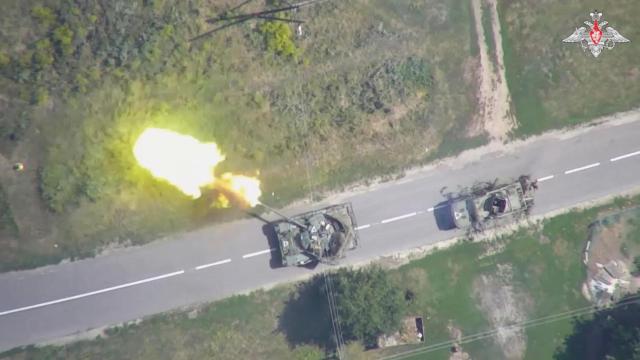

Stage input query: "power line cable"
[
  {"left": 292, "top": 65, "right": 345, "bottom": 359},
  {"left": 381, "top": 294, "right": 640, "bottom": 360},
  {"left": 324, "top": 273, "right": 342, "bottom": 358},
  {"left": 325, "top": 271, "right": 346, "bottom": 355},
  {"left": 330, "top": 274, "right": 347, "bottom": 349},
  {"left": 190, "top": 0, "right": 328, "bottom": 41}
]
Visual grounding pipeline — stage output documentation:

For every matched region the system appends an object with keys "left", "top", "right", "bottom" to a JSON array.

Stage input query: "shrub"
[
  {"left": 398, "top": 57, "right": 432, "bottom": 88},
  {"left": 53, "top": 25, "right": 74, "bottom": 56},
  {"left": 33, "top": 39, "right": 54, "bottom": 68},
  {"left": 33, "top": 87, "right": 49, "bottom": 105},
  {"left": 0, "top": 51, "right": 9, "bottom": 68},
  {"left": 39, "top": 164, "right": 80, "bottom": 212},
  {"left": 259, "top": 21, "right": 299, "bottom": 59},
  {"left": 31, "top": 5, "right": 56, "bottom": 27}
]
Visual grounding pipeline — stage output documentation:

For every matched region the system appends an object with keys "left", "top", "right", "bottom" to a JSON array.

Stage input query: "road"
[{"left": 1, "top": 112, "right": 640, "bottom": 351}]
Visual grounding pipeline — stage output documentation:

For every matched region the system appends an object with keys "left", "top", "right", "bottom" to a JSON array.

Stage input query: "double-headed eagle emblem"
[{"left": 563, "top": 10, "right": 630, "bottom": 57}]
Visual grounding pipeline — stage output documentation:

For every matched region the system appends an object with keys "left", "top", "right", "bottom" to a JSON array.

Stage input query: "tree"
[
  {"left": 332, "top": 266, "right": 405, "bottom": 346},
  {"left": 634, "top": 255, "right": 640, "bottom": 274},
  {"left": 554, "top": 293, "right": 640, "bottom": 360}
]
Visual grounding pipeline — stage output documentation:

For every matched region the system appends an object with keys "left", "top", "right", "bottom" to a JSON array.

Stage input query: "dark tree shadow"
[
  {"left": 554, "top": 294, "right": 640, "bottom": 360},
  {"left": 433, "top": 200, "right": 456, "bottom": 231},
  {"left": 278, "top": 274, "right": 335, "bottom": 351}
]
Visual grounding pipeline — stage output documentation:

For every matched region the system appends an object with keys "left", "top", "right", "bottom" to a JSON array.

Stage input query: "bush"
[
  {"left": 291, "top": 346, "right": 323, "bottom": 360},
  {"left": 398, "top": 57, "right": 432, "bottom": 88},
  {"left": 259, "top": 21, "right": 299, "bottom": 59},
  {"left": 33, "top": 39, "right": 54, "bottom": 68},
  {"left": 31, "top": 5, "right": 56, "bottom": 27},
  {"left": 0, "top": 185, "right": 18, "bottom": 237},
  {"left": 53, "top": 24, "right": 74, "bottom": 56},
  {"left": 39, "top": 164, "right": 81, "bottom": 212},
  {"left": 0, "top": 51, "right": 9, "bottom": 68},
  {"left": 32, "top": 87, "right": 49, "bottom": 105}
]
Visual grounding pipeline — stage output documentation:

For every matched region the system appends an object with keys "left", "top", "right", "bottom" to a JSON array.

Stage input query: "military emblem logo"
[{"left": 563, "top": 10, "right": 630, "bottom": 58}]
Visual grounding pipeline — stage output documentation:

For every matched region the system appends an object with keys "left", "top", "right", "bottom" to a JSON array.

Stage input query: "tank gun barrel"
[{"left": 258, "top": 202, "right": 308, "bottom": 229}]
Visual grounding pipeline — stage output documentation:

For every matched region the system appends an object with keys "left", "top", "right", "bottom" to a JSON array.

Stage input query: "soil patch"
[
  {"left": 473, "top": 263, "right": 529, "bottom": 360},
  {"left": 468, "top": 0, "right": 514, "bottom": 140},
  {"left": 584, "top": 207, "right": 640, "bottom": 304},
  {"left": 587, "top": 219, "right": 626, "bottom": 274},
  {"left": 447, "top": 322, "right": 472, "bottom": 360}
]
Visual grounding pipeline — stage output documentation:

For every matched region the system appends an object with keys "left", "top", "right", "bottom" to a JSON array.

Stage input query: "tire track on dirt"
[{"left": 470, "top": 0, "right": 515, "bottom": 141}]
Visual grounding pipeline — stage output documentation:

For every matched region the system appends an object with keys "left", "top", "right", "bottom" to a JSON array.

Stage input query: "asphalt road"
[{"left": 1, "top": 113, "right": 640, "bottom": 351}]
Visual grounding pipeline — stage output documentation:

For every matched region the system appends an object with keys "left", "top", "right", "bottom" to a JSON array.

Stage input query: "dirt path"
[{"left": 470, "top": 0, "right": 515, "bottom": 141}]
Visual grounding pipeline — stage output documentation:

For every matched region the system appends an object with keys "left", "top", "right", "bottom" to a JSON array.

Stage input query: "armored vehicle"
[
  {"left": 450, "top": 176, "right": 535, "bottom": 232},
  {"left": 272, "top": 203, "right": 359, "bottom": 267}
]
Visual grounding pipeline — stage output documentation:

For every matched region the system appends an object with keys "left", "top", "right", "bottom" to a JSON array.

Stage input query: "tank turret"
[
  {"left": 270, "top": 203, "right": 360, "bottom": 267},
  {"left": 448, "top": 175, "right": 536, "bottom": 233}
]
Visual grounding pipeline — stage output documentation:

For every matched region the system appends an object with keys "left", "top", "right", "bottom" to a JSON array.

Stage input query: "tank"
[
  {"left": 449, "top": 175, "right": 535, "bottom": 233},
  {"left": 272, "top": 203, "right": 360, "bottom": 267}
]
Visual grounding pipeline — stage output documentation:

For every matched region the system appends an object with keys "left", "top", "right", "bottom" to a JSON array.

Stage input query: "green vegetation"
[
  {"left": 499, "top": 1, "right": 640, "bottom": 136},
  {"left": 480, "top": 3, "right": 496, "bottom": 62},
  {"left": 30, "top": 5, "right": 56, "bottom": 27},
  {"left": 467, "top": 1, "right": 479, "bottom": 57},
  {"left": 0, "top": 185, "right": 18, "bottom": 238},
  {"left": 52, "top": 25, "right": 74, "bottom": 56},
  {"left": 0, "top": 0, "right": 480, "bottom": 271},
  {"left": 554, "top": 294, "right": 640, "bottom": 360},
  {"left": 381, "top": 196, "right": 640, "bottom": 359},
  {"left": 333, "top": 267, "right": 405, "bottom": 345},
  {"left": 6, "top": 195, "right": 640, "bottom": 359},
  {"left": 260, "top": 20, "right": 299, "bottom": 59}
]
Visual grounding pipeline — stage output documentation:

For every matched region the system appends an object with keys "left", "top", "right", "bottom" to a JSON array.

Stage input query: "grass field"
[
  {"left": 379, "top": 213, "right": 593, "bottom": 359},
  {"left": 381, "top": 196, "right": 640, "bottom": 360},
  {"left": 481, "top": 2, "right": 496, "bottom": 64},
  {"left": 498, "top": 1, "right": 640, "bottom": 136},
  {"left": 0, "top": 185, "right": 18, "bottom": 239},
  {"left": 5, "top": 194, "right": 640, "bottom": 359},
  {"left": 0, "top": 0, "right": 482, "bottom": 271}
]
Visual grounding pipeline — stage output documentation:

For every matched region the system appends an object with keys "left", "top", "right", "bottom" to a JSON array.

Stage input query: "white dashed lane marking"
[
  {"left": 242, "top": 249, "right": 275, "bottom": 259},
  {"left": 8, "top": 148, "right": 639, "bottom": 317},
  {"left": 194, "top": 259, "right": 231, "bottom": 271},
  {"left": 564, "top": 162, "right": 600, "bottom": 175},
  {"left": 380, "top": 212, "right": 418, "bottom": 224},
  {"left": 536, "top": 175, "right": 555, "bottom": 182},
  {"left": 610, "top": 150, "right": 640, "bottom": 162},
  {"left": 0, "top": 270, "right": 186, "bottom": 317}
]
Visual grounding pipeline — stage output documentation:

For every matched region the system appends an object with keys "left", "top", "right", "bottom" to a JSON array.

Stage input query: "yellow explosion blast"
[{"left": 133, "top": 128, "right": 261, "bottom": 207}]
